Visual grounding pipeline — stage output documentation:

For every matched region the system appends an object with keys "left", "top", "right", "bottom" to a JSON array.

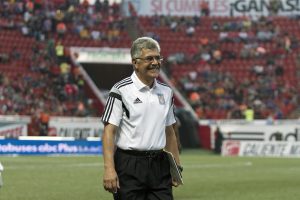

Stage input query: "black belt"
[{"left": 117, "top": 148, "right": 164, "bottom": 157}]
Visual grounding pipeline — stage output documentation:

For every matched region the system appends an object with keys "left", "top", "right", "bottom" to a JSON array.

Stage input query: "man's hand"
[
  {"left": 102, "top": 123, "right": 119, "bottom": 193},
  {"left": 172, "top": 179, "right": 180, "bottom": 187},
  {"left": 103, "top": 167, "right": 120, "bottom": 193}
]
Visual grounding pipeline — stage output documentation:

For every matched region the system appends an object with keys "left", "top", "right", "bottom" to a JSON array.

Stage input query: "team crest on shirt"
[{"left": 157, "top": 93, "right": 165, "bottom": 104}]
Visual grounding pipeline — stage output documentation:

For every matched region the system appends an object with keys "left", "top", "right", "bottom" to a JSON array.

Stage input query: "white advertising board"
[
  {"left": 0, "top": 124, "right": 28, "bottom": 138},
  {"left": 49, "top": 117, "right": 104, "bottom": 139},
  {"left": 122, "top": 0, "right": 300, "bottom": 17},
  {"left": 210, "top": 123, "right": 300, "bottom": 149},
  {"left": 0, "top": 115, "right": 30, "bottom": 138},
  {"left": 222, "top": 140, "right": 300, "bottom": 157},
  {"left": 70, "top": 47, "right": 131, "bottom": 64}
]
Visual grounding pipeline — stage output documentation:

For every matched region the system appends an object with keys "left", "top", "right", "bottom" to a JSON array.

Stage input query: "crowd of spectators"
[
  {"left": 0, "top": 0, "right": 126, "bottom": 136},
  {"left": 177, "top": 65, "right": 297, "bottom": 119},
  {"left": 141, "top": 13, "right": 299, "bottom": 120},
  {"left": 0, "top": 0, "right": 124, "bottom": 42},
  {"left": 1, "top": 0, "right": 299, "bottom": 122}
]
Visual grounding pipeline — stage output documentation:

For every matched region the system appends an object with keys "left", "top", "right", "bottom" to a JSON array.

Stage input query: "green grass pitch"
[{"left": 1, "top": 149, "right": 300, "bottom": 200}]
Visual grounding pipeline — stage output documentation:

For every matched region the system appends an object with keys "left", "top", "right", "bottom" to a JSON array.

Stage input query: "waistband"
[{"left": 116, "top": 148, "right": 164, "bottom": 157}]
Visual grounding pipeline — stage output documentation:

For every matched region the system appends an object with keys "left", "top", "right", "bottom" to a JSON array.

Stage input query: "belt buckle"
[
  {"left": 145, "top": 151, "right": 152, "bottom": 157},
  {"left": 146, "top": 151, "right": 158, "bottom": 157}
]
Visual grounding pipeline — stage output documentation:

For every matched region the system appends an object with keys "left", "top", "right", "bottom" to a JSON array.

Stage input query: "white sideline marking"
[
  {"left": 5, "top": 163, "right": 103, "bottom": 170},
  {"left": 4, "top": 162, "right": 252, "bottom": 170},
  {"left": 179, "top": 199, "right": 200, "bottom": 200},
  {"left": 185, "top": 161, "right": 253, "bottom": 169}
]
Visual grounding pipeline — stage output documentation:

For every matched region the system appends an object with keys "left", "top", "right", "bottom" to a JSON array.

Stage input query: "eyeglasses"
[{"left": 135, "top": 56, "right": 163, "bottom": 63}]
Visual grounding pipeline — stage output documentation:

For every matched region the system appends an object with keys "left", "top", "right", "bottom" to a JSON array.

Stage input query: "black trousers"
[{"left": 113, "top": 148, "right": 173, "bottom": 200}]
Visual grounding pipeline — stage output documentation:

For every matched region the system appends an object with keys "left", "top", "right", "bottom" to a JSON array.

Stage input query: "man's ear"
[{"left": 132, "top": 60, "right": 138, "bottom": 70}]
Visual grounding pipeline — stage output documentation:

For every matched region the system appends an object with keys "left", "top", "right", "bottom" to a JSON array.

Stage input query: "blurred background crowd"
[{"left": 0, "top": 0, "right": 299, "bottom": 135}]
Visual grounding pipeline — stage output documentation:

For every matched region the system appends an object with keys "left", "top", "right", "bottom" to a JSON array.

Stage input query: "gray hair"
[{"left": 131, "top": 37, "right": 161, "bottom": 59}]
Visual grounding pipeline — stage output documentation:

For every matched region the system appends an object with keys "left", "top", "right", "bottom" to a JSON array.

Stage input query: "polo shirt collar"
[{"left": 131, "top": 72, "right": 157, "bottom": 91}]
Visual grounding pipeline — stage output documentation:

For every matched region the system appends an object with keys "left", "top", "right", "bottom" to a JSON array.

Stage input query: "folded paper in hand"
[
  {"left": 0, "top": 162, "right": 3, "bottom": 188},
  {"left": 164, "top": 150, "right": 183, "bottom": 185}
]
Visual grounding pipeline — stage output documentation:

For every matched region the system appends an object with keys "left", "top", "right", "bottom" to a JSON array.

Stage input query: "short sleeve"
[
  {"left": 166, "top": 93, "right": 176, "bottom": 126},
  {"left": 101, "top": 87, "right": 123, "bottom": 126}
]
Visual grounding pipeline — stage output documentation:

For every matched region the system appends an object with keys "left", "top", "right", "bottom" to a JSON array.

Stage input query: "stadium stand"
[
  {"left": 0, "top": 1, "right": 130, "bottom": 117},
  {"left": 0, "top": 0, "right": 299, "bottom": 138},
  {"left": 0, "top": 0, "right": 128, "bottom": 135},
  {"left": 138, "top": 14, "right": 299, "bottom": 120}
]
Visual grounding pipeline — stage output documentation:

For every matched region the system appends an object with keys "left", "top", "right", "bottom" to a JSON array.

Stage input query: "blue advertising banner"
[{"left": 0, "top": 139, "right": 102, "bottom": 155}]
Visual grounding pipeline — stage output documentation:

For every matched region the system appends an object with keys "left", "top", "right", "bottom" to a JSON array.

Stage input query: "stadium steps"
[
  {"left": 125, "top": 17, "right": 141, "bottom": 40},
  {"left": 287, "top": 107, "right": 300, "bottom": 119}
]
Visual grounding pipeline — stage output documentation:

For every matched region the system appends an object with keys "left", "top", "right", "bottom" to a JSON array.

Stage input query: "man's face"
[{"left": 133, "top": 48, "right": 162, "bottom": 84}]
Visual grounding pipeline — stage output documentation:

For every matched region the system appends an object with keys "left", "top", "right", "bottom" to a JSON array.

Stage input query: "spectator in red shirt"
[
  {"left": 56, "top": 22, "right": 67, "bottom": 39},
  {"left": 200, "top": 1, "right": 209, "bottom": 16}
]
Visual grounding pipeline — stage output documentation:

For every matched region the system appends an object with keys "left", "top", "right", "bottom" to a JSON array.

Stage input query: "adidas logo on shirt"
[{"left": 133, "top": 98, "right": 142, "bottom": 104}]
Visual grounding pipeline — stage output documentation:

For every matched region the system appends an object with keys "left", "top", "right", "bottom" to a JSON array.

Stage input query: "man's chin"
[
  {"left": 149, "top": 72, "right": 160, "bottom": 78},
  {"left": 148, "top": 69, "right": 160, "bottom": 77}
]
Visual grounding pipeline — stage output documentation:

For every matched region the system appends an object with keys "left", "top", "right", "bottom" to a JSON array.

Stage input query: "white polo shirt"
[{"left": 102, "top": 72, "right": 176, "bottom": 150}]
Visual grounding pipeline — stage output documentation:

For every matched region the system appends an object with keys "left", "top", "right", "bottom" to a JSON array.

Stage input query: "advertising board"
[
  {"left": 48, "top": 117, "right": 104, "bottom": 139},
  {"left": 122, "top": 0, "right": 300, "bottom": 17},
  {"left": 210, "top": 123, "right": 300, "bottom": 149},
  {"left": 0, "top": 116, "right": 30, "bottom": 138},
  {"left": 0, "top": 124, "right": 27, "bottom": 138},
  {"left": 0, "top": 138, "right": 102, "bottom": 155},
  {"left": 222, "top": 140, "right": 300, "bottom": 157}
]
